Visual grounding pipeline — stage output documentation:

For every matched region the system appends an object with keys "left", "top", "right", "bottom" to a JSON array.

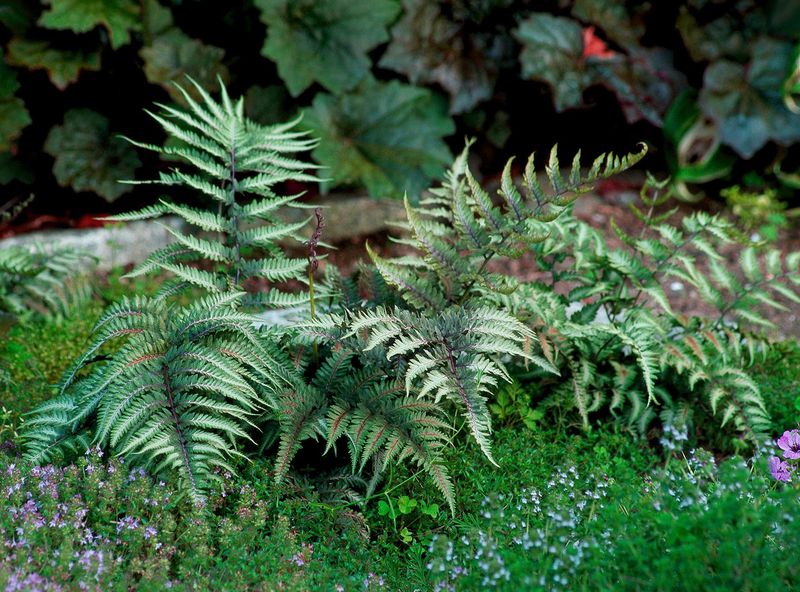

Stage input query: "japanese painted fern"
[
  {"left": 105, "top": 78, "right": 318, "bottom": 307},
  {"left": 22, "top": 292, "right": 284, "bottom": 499},
  {"left": 297, "top": 142, "right": 647, "bottom": 473}
]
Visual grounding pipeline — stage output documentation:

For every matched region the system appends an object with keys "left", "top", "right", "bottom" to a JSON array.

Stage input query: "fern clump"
[
  {"left": 500, "top": 177, "right": 800, "bottom": 446},
  {"left": 26, "top": 77, "right": 791, "bottom": 512},
  {"left": 106, "top": 78, "right": 318, "bottom": 307},
  {"left": 0, "top": 245, "right": 94, "bottom": 318},
  {"left": 344, "top": 144, "right": 798, "bottom": 451},
  {"left": 295, "top": 143, "right": 647, "bottom": 475},
  {"left": 22, "top": 292, "right": 284, "bottom": 500}
]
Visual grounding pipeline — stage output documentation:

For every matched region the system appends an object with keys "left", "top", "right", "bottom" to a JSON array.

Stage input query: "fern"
[
  {"left": 516, "top": 176, "right": 800, "bottom": 444},
  {"left": 271, "top": 344, "right": 457, "bottom": 513},
  {"left": 104, "top": 78, "right": 318, "bottom": 308},
  {"left": 368, "top": 141, "right": 647, "bottom": 310},
  {"left": 0, "top": 245, "right": 94, "bottom": 318},
  {"left": 22, "top": 292, "right": 286, "bottom": 500}
]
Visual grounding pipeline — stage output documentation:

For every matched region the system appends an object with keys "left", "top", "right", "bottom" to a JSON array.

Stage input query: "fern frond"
[
  {"left": 112, "top": 78, "right": 317, "bottom": 306},
  {"left": 23, "top": 292, "right": 287, "bottom": 500}
]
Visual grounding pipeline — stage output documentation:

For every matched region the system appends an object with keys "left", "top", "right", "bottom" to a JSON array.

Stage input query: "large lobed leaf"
[
  {"left": 0, "top": 51, "right": 31, "bottom": 152},
  {"left": 379, "top": 0, "right": 510, "bottom": 114},
  {"left": 514, "top": 13, "right": 590, "bottom": 112},
  {"left": 6, "top": 38, "right": 101, "bottom": 90},
  {"left": 303, "top": 78, "right": 454, "bottom": 198},
  {"left": 139, "top": 0, "right": 229, "bottom": 103},
  {"left": 38, "top": 0, "right": 141, "bottom": 49},
  {"left": 256, "top": 0, "right": 401, "bottom": 96},
  {"left": 699, "top": 37, "right": 800, "bottom": 159},
  {"left": 44, "top": 109, "right": 141, "bottom": 201}
]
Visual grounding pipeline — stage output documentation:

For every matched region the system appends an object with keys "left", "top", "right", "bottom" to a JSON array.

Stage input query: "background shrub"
[{"left": 1, "top": 0, "right": 798, "bottom": 217}]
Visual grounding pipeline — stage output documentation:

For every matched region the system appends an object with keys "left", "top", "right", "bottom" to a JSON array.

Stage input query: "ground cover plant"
[{"left": 2, "top": 80, "right": 800, "bottom": 590}]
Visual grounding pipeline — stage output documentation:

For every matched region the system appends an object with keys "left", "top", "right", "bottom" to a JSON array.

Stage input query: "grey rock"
[
  {"left": 0, "top": 217, "right": 186, "bottom": 271},
  {"left": 252, "top": 306, "right": 307, "bottom": 329}
]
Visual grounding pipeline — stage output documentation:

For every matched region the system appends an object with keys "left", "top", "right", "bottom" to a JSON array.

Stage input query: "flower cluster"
[
  {"left": 768, "top": 429, "right": 800, "bottom": 483},
  {"left": 425, "top": 465, "right": 610, "bottom": 591},
  {"left": 659, "top": 420, "right": 689, "bottom": 453}
]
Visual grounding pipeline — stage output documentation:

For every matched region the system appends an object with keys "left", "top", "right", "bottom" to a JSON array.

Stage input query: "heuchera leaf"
[
  {"left": 38, "top": 0, "right": 140, "bottom": 50},
  {"left": 6, "top": 38, "right": 101, "bottom": 90},
  {"left": 700, "top": 37, "right": 800, "bottom": 159},
  {"left": 593, "top": 48, "right": 687, "bottom": 126},
  {"left": 0, "top": 152, "right": 31, "bottom": 184},
  {"left": 303, "top": 78, "right": 454, "bottom": 199},
  {"left": 139, "top": 1, "right": 229, "bottom": 103},
  {"left": 514, "top": 13, "right": 591, "bottom": 112},
  {"left": 572, "top": 0, "right": 644, "bottom": 48},
  {"left": 245, "top": 85, "right": 293, "bottom": 125},
  {"left": 676, "top": 9, "right": 750, "bottom": 63},
  {"left": 256, "top": 0, "right": 401, "bottom": 96},
  {"left": 379, "top": 0, "right": 509, "bottom": 114},
  {"left": 44, "top": 109, "right": 141, "bottom": 202},
  {"left": 0, "top": 52, "right": 31, "bottom": 152}
]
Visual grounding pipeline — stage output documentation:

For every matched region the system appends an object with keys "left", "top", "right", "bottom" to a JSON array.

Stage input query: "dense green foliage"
[
  {"left": 5, "top": 76, "right": 800, "bottom": 590},
  {"left": 1, "top": 0, "right": 798, "bottom": 209}
]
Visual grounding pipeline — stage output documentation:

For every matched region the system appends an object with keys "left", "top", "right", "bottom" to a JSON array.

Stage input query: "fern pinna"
[
  {"left": 22, "top": 292, "right": 284, "bottom": 500},
  {"left": 271, "top": 344, "right": 457, "bottom": 512},
  {"left": 368, "top": 141, "right": 647, "bottom": 309},
  {"left": 105, "top": 78, "right": 318, "bottom": 307}
]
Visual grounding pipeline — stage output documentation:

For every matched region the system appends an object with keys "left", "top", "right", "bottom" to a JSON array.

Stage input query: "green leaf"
[
  {"left": 663, "top": 91, "right": 735, "bottom": 193},
  {"left": 245, "top": 85, "right": 294, "bottom": 125},
  {"left": 39, "top": 0, "right": 140, "bottom": 49},
  {"left": 699, "top": 37, "right": 800, "bottom": 159},
  {"left": 303, "top": 78, "right": 454, "bottom": 198},
  {"left": 377, "top": 499, "right": 393, "bottom": 517},
  {"left": 256, "top": 0, "right": 401, "bottom": 96},
  {"left": 397, "top": 495, "right": 417, "bottom": 514},
  {"left": 420, "top": 501, "right": 439, "bottom": 518},
  {"left": 379, "top": 0, "right": 504, "bottom": 114},
  {"left": 6, "top": 38, "right": 101, "bottom": 90},
  {"left": 0, "top": 53, "right": 30, "bottom": 151},
  {"left": 141, "top": 33, "right": 229, "bottom": 103},
  {"left": 514, "top": 13, "right": 591, "bottom": 112},
  {"left": 44, "top": 109, "right": 141, "bottom": 202},
  {"left": 139, "top": 2, "right": 229, "bottom": 103},
  {"left": 676, "top": 9, "right": 749, "bottom": 63}
]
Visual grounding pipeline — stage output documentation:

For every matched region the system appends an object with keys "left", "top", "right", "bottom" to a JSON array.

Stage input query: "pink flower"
[
  {"left": 777, "top": 430, "right": 800, "bottom": 460},
  {"left": 769, "top": 456, "right": 792, "bottom": 482}
]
